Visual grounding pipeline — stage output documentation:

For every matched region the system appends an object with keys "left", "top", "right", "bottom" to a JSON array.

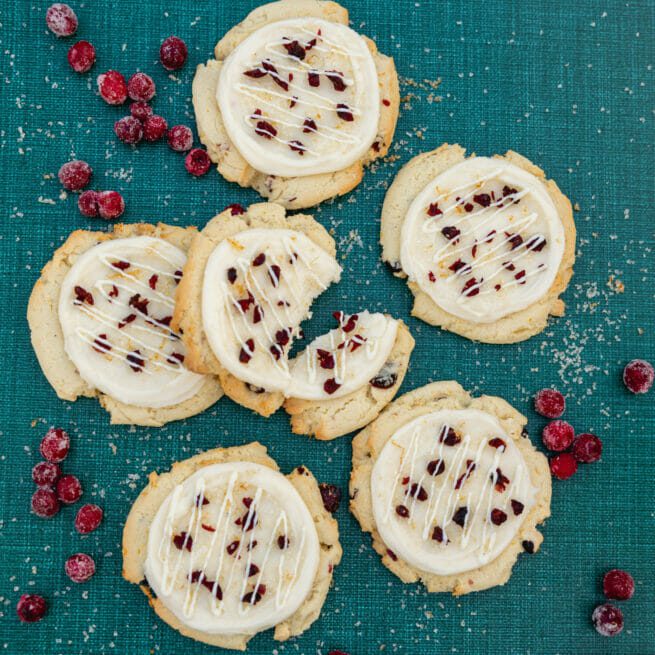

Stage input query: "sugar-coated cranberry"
[
  {"left": 97, "top": 190, "right": 125, "bottom": 220},
  {"left": 16, "top": 594, "right": 47, "bottom": 623},
  {"left": 40, "top": 427, "right": 70, "bottom": 463},
  {"left": 130, "top": 101, "right": 153, "bottom": 122},
  {"left": 592, "top": 603, "right": 624, "bottom": 637},
  {"left": 32, "top": 461, "right": 61, "bottom": 487},
  {"left": 45, "top": 3, "right": 77, "bottom": 37},
  {"left": 97, "top": 70, "right": 128, "bottom": 105},
  {"left": 127, "top": 72, "right": 156, "bottom": 102},
  {"left": 622, "top": 359, "right": 654, "bottom": 394},
  {"left": 542, "top": 420, "right": 575, "bottom": 452},
  {"left": 185, "top": 148, "right": 211, "bottom": 176},
  {"left": 67, "top": 40, "right": 95, "bottom": 73},
  {"left": 143, "top": 115, "right": 168, "bottom": 142},
  {"left": 58, "top": 160, "right": 92, "bottom": 191},
  {"left": 160, "top": 36, "right": 188, "bottom": 70},
  {"left": 65, "top": 553, "right": 96, "bottom": 583},
  {"left": 167, "top": 124, "right": 193, "bottom": 151},
  {"left": 328, "top": 651, "right": 350, "bottom": 655},
  {"left": 31, "top": 488, "right": 60, "bottom": 518},
  {"left": 75, "top": 503, "right": 103, "bottom": 534},
  {"left": 78, "top": 190, "right": 100, "bottom": 217},
  {"left": 572, "top": 433, "right": 603, "bottom": 463},
  {"left": 533, "top": 388, "right": 566, "bottom": 418},
  {"left": 56, "top": 474, "right": 82, "bottom": 504},
  {"left": 603, "top": 569, "right": 635, "bottom": 601},
  {"left": 319, "top": 483, "right": 341, "bottom": 513},
  {"left": 114, "top": 116, "right": 143, "bottom": 144},
  {"left": 549, "top": 452, "right": 578, "bottom": 480}
]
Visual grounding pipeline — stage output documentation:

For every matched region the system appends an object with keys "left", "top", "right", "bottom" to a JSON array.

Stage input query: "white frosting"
[
  {"left": 202, "top": 228, "right": 342, "bottom": 393},
  {"left": 287, "top": 311, "right": 398, "bottom": 400},
  {"left": 400, "top": 157, "right": 566, "bottom": 323},
  {"left": 58, "top": 236, "right": 206, "bottom": 408},
  {"left": 217, "top": 17, "right": 380, "bottom": 177},
  {"left": 371, "top": 408, "right": 536, "bottom": 575},
  {"left": 145, "top": 462, "right": 320, "bottom": 635}
]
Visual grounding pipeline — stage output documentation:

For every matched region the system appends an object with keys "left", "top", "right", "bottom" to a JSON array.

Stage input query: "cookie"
[
  {"left": 122, "top": 442, "right": 342, "bottom": 650},
  {"left": 350, "top": 381, "right": 551, "bottom": 595},
  {"left": 173, "top": 202, "right": 342, "bottom": 418},
  {"left": 284, "top": 311, "right": 415, "bottom": 439},
  {"left": 380, "top": 144, "right": 576, "bottom": 343},
  {"left": 27, "top": 222, "right": 223, "bottom": 426},
  {"left": 192, "top": 0, "right": 399, "bottom": 209}
]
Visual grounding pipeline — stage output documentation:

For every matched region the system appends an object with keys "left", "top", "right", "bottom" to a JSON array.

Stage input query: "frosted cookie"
[
  {"left": 27, "top": 223, "right": 223, "bottom": 426},
  {"left": 174, "top": 202, "right": 341, "bottom": 417},
  {"left": 122, "top": 442, "right": 341, "bottom": 650},
  {"left": 350, "top": 381, "right": 551, "bottom": 595},
  {"left": 284, "top": 310, "right": 415, "bottom": 439},
  {"left": 192, "top": 0, "right": 399, "bottom": 209},
  {"left": 380, "top": 144, "right": 576, "bottom": 343}
]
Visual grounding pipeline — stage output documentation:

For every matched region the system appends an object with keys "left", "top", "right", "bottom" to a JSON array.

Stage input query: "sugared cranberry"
[
  {"left": 97, "top": 190, "right": 125, "bottom": 220},
  {"left": 32, "top": 461, "right": 61, "bottom": 487},
  {"left": 328, "top": 651, "right": 350, "bottom": 655},
  {"left": 16, "top": 594, "right": 47, "bottom": 623},
  {"left": 549, "top": 452, "right": 578, "bottom": 480},
  {"left": 130, "top": 101, "right": 152, "bottom": 121},
  {"left": 56, "top": 474, "right": 82, "bottom": 504},
  {"left": 31, "top": 488, "right": 60, "bottom": 518},
  {"left": 45, "top": 3, "right": 77, "bottom": 37},
  {"left": 40, "top": 427, "right": 70, "bottom": 463},
  {"left": 603, "top": 569, "right": 635, "bottom": 601},
  {"left": 65, "top": 553, "right": 96, "bottom": 583},
  {"left": 534, "top": 388, "right": 566, "bottom": 418},
  {"left": 58, "top": 160, "right": 92, "bottom": 191},
  {"left": 592, "top": 603, "right": 624, "bottom": 637},
  {"left": 185, "top": 148, "right": 211, "bottom": 176},
  {"left": 78, "top": 190, "right": 99, "bottom": 217},
  {"left": 622, "top": 359, "right": 654, "bottom": 394},
  {"left": 572, "top": 433, "right": 603, "bottom": 463},
  {"left": 127, "top": 72, "right": 156, "bottom": 102},
  {"left": 160, "top": 36, "right": 187, "bottom": 70},
  {"left": 114, "top": 116, "right": 143, "bottom": 144},
  {"left": 97, "top": 70, "right": 128, "bottom": 105},
  {"left": 167, "top": 124, "right": 193, "bottom": 152},
  {"left": 319, "top": 483, "right": 341, "bottom": 513},
  {"left": 143, "top": 115, "right": 168, "bottom": 142},
  {"left": 542, "top": 420, "right": 575, "bottom": 452},
  {"left": 75, "top": 503, "right": 103, "bottom": 534},
  {"left": 225, "top": 203, "right": 245, "bottom": 215},
  {"left": 67, "top": 40, "right": 95, "bottom": 73}
]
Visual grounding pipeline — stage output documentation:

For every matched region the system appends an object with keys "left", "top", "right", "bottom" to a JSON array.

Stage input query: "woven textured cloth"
[{"left": 0, "top": 0, "right": 653, "bottom": 653}]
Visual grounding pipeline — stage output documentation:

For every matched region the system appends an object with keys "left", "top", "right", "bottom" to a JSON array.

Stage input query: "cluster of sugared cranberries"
[
  {"left": 533, "top": 388, "right": 602, "bottom": 480},
  {"left": 591, "top": 569, "right": 635, "bottom": 637}
]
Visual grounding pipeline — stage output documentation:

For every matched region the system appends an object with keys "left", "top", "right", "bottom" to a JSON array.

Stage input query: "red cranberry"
[
  {"left": 533, "top": 388, "right": 565, "bottom": 418},
  {"left": 185, "top": 148, "right": 211, "bottom": 176},
  {"left": 114, "top": 116, "right": 143, "bottom": 144},
  {"left": 130, "top": 101, "right": 152, "bottom": 122},
  {"left": 319, "top": 483, "right": 341, "bottom": 513},
  {"left": 97, "top": 190, "right": 125, "bottom": 220},
  {"left": 328, "top": 651, "right": 350, "bottom": 655},
  {"left": 127, "top": 72, "right": 156, "bottom": 102},
  {"left": 56, "top": 474, "right": 82, "bottom": 504},
  {"left": 65, "top": 553, "right": 96, "bottom": 583},
  {"left": 32, "top": 461, "right": 61, "bottom": 486},
  {"left": 572, "top": 433, "right": 603, "bottom": 463},
  {"left": 78, "top": 190, "right": 100, "bottom": 217},
  {"left": 143, "top": 115, "right": 168, "bottom": 142},
  {"left": 549, "top": 452, "right": 578, "bottom": 480},
  {"left": 603, "top": 569, "right": 635, "bottom": 601},
  {"left": 31, "top": 488, "right": 60, "bottom": 518},
  {"left": 160, "top": 36, "right": 187, "bottom": 70},
  {"left": 40, "top": 427, "right": 70, "bottom": 463},
  {"left": 45, "top": 3, "right": 77, "bottom": 37},
  {"left": 75, "top": 504, "right": 103, "bottom": 534},
  {"left": 542, "top": 420, "right": 575, "bottom": 452},
  {"left": 622, "top": 359, "right": 654, "bottom": 394},
  {"left": 67, "top": 40, "right": 95, "bottom": 73},
  {"left": 16, "top": 594, "right": 47, "bottom": 623},
  {"left": 167, "top": 124, "right": 193, "bottom": 152},
  {"left": 58, "top": 160, "right": 92, "bottom": 191},
  {"left": 97, "top": 70, "right": 128, "bottom": 105},
  {"left": 592, "top": 603, "right": 624, "bottom": 637}
]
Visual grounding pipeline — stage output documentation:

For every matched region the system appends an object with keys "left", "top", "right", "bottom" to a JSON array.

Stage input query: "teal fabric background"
[{"left": 0, "top": 1, "right": 653, "bottom": 653}]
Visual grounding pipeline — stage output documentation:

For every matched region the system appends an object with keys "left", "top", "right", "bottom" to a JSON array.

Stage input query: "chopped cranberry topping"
[
  {"left": 525, "top": 235, "right": 547, "bottom": 251},
  {"left": 441, "top": 226, "right": 460, "bottom": 241},
  {"left": 143, "top": 115, "right": 168, "bottom": 142},
  {"left": 427, "top": 202, "right": 442, "bottom": 216},
  {"left": 303, "top": 117, "right": 317, "bottom": 133},
  {"left": 522, "top": 540, "right": 535, "bottom": 554},
  {"left": 128, "top": 293, "right": 150, "bottom": 314},
  {"left": 395, "top": 505, "right": 409, "bottom": 518},
  {"left": 114, "top": 116, "right": 143, "bottom": 144},
  {"left": 130, "top": 101, "right": 152, "bottom": 121},
  {"left": 46, "top": 3, "right": 77, "bottom": 37},
  {"left": 226, "top": 540, "right": 240, "bottom": 555},
  {"left": 602, "top": 569, "right": 635, "bottom": 601},
  {"left": 236, "top": 508, "right": 257, "bottom": 532},
  {"left": 326, "top": 70, "right": 346, "bottom": 91},
  {"left": 97, "top": 70, "right": 128, "bottom": 105},
  {"left": 31, "top": 488, "right": 60, "bottom": 518},
  {"left": 242, "top": 584, "right": 266, "bottom": 605},
  {"left": 622, "top": 359, "right": 654, "bottom": 394},
  {"left": 56, "top": 474, "right": 82, "bottom": 504},
  {"left": 167, "top": 124, "right": 193, "bottom": 152},
  {"left": 277, "top": 535, "right": 289, "bottom": 549},
  {"left": 111, "top": 260, "right": 130, "bottom": 271},
  {"left": 65, "top": 553, "right": 96, "bottom": 583},
  {"left": 126, "top": 349, "right": 145, "bottom": 372},
  {"left": 308, "top": 71, "right": 320, "bottom": 87},
  {"left": 549, "top": 452, "right": 578, "bottom": 480},
  {"left": 74, "top": 285, "right": 94, "bottom": 305},
  {"left": 255, "top": 120, "right": 277, "bottom": 139},
  {"left": 58, "top": 160, "right": 92, "bottom": 191},
  {"left": 160, "top": 36, "right": 187, "bottom": 70},
  {"left": 455, "top": 460, "right": 476, "bottom": 489},
  {"left": 369, "top": 365, "right": 398, "bottom": 389},
  {"left": 506, "top": 233, "right": 523, "bottom": 249},
  {"left": 542, "top": 420, "right": 575, "bottom": 451},
  {"left": 78, "top": 190, "right": 99, "bottom": 217},
  {"left": 452, "top": 506, "right": 468, "bottom": 528},
  {"left": 244, "top": 65, "right": 266, "bottom": 79},
  {"left": 239, "top": 338, "right": 255, "bottom": 364},
  {"left": 75, "top": 503, "right": 103, "bottom": 533},
  {"left": 127, "top": 72, "right": 155, "bottom": 102},
  {"left": 432, "top": 526, "right": 448, "bottom": 543},
  {"left": 448, "top": 258, "right": 468, "bottom": 273},
  {"left": 440, "top": 427, "right": 461, "bottom": 446},
  {"left": 572, "top": 433, "right": 603, "bottom": 463},
  {"left": 32, "top": 461, "right": 61, "bottom": 487},
  {"left": 502, "top": 185, "right": 519, "bottom": 200},
  {"left": 227, "top": 267, "right": 237, "bottom": 284},
  {"left": 336, "top": 103, "right": 354, "bottom": 121},
  {"left": 288, "top": 139, "right": 306, "bottom": 155},
  {"left": 201, "top": 523, "right": 216, "bottom": 532},
  {"left": 409, "top": 483, "right": 428, "bottom": 501},
  {"left": 195, "top": 493, "right": 209, "bottom": 507},
  {"left": 534, "top": 388, "right": 566, "bottom": 418},
  {"left": 492, "top": 468, "right": 510, "bottom": 492},
  {"left": 185, "top": 148, "right": 211, "bottom": 176},
  {"left": 488, "top": 437, "right": 506, "bottom": 451},
  {"left": 67, "top": 40, "right": 95, "bottom": 73},
  {"left": 317, "top": 349, "right": 335, "bottom": 370},
  {"left": 118, "top": 314, "right": 136, "bottom": 329},
  {"left": 319, "top": 483, "right": 341, "bottom": 513},
  {"left": 427, "top": 459, "right": 445, "bottom": 476},
  {"left": 97, "top": 190, "right": 125, "bottom": 220},
  {"left": 324, "top": 378, "right": 341, "bottom": 394},
  {"left": 386, "top": 549, "right": 397, "bottom": 561},
  {"left": 173, "top": 531, "right": 193, "bottom": 551},
  {"left": 283, "top": 39, "right": 306, "bottom": 59},
  {"left": 490, "top": 509, "right": 507, "bottom": 525},
  {"left": 511, "top": 499, "right": 524, "bottom": 515},
  {"left": 16, "top": 594, "right": 47, "bottom": 623},
  {"left": 268, "top": 264, "right": 281, "bottom": 286},
  {"left": 247, "top": 564, "right": 260, "bottom": 577},
  {"left": 275, "top": 329, "right": 291, "bottom": 347},
  {"left": 592, "top": 603, "right": 624, "bottom": 637},
  {"left": 473, "top": 193, "right": 491, "bottom": 207},
  {"left": 462, "top": 277, "right": 481, "bottom": 297},
  {"left": 40, "top": 427, "right": 70, "bottom": 463}
]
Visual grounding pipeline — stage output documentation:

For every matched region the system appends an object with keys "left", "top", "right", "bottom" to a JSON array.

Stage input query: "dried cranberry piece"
[
  {"left": 126, "top": 349, "right": 145, "bottom": 372},
  {"left": 522, "top": 540, "right": 535, "bottom": 554},
  {"left": 56, "top": 475, "right": 82, "bottom": 504},
  {"left": 195, "top": 494, "right": 209, "bottom": 507},
  {"left": 97, "top": 70, "right": 127, "bottom": 105},
  {"left": 303, "top": 118, "right": 317, "bottom": 133},
  {"left": 603, "top": 569, "right": 635, "bottom": 601},
  {"left": 308, "top": 71, "right": 320, "bottom": 87},
  {"left": 111, "top": 260, "right": 130, "bottom": 271},
  {"left": 242, "top": 584, "right": 266, "bottom": 605},
  {"left": 252, "top": 252, "right": 266, "bottom": 267},
  {"left": 65, "top": 553, "right": 96, "bottom": 583},
  {"left": 275, "top": 329, "right": 291, "bottom": 347},
  {"left": 74, "top": 285, "right": 94, "bottom": 305},
  {"left": 97, "top": 190, "right": 125, "bottom": 220},
  {"left": 427, "top": 202, "right": 442, "bottom": 216},
  {"left": 473, "top": 193, "right": 491, "bottom": 207},
  {"left": 277, "top": 535, "right": 289, "bottom": 549},
  {"left": 40, "top": 427, "right": 70, "bottom": 462},
  {"left": 452, "top": 506, "right": 468, "bottom": 527},
  {"left": 455, "top": 460, "right": 476, "bottom": 489},
  {"left": 448, "top": 258, "right": 468, "bottom": 273},
  {"left": 542, "top": 420, "right": 575, "bottom": 452},
  {"left": 243, "top": 65, "right": 266, "bottom": 79},
  {"left": 16, "top": 594, "right": 47, "bottom": 623},
  {"left": 46, "top": 3, "right": 77, "bottom": 36},
  {"left": 549, "top": 452, "right": 578, "bottom": 480},
  {"left": 143, "top": 115, "right": 168, "bottom": 142},
  {"left": 75, "top": 503, "right": 103, "bottom": 533},
  {"left": 32, "top": 461, "right": 61, "bottom": 487},
  {"left": 185, "top": 148, "right": 211, "bottom": 176},
  {"left": 225, "top": 203, "right": 245, "bottom": 215},
  {"left": 511, "top": 499, "right": 524, "bottom": 515},
  {"left": 247, "top": 564, "right": 260, "bottom": 577},
  {"left": 59, "top": 160, "right": 92, "bottom": 191},
  {"left": 440, "top": 427, "right": 461, "bottom": 446},
  {"left": 592, "top": 603, "right": 624, "bottom": 637},
  {"left": 462, "top": 278, "right": 480, "bottom": 297},
  {"left": 488, "top": 437, "right": 506, "bottom": 451},
  {"left": 288, "top": 140, "right": 306, "bottom": 155},
  {"left": 128, "top": 293, "right": 149, "bottom": 315},
  {"left": 326, "top": 70, "right": 346, "bottom": 91},
  {"left": 409, "top": 483, "right": 428, "bottom": 501},
  {"left": 395, "top": 505, "right": 409, "bottom": 518},
  {"left": 202, "top": 578, "right": 223, "bottom": 600},
  {"left": 261, "top": 60, "right": 289, "bottom": 90},
  {"left": 622, "top": 359, "right": 654, "bottom": 394},
  {"left": 78, "top": 190, "right": 99, "bottom": 217},
  {"left": 255, "top": 120, "right": 277, "bottom": 139},
  {"left": 572, "top": 433, "right": 603, "bottom": 463},
  {"left": 127, "top": 72, "right": 155, "bottom": 102},
  {"left": 441, "top": 226, "right": 460, "bottom": 241},
  {"left": 427, "top": 459, "right": 445, "bottom": 476},
  {"left": 432, "top": 526, "right": 448, "bottom": 543},
  {"left": 324, "top": 378, "right": 341, "bottom": 394},
  {"left": 506, "top": 233, "right": 523, "bottom": 250},
  {"left": 118, "top": 314, "right": 136, "bottom": 329},
  {"left": 160, "top": 36, "right": 187, "bottom": 71},
  {"left": 67, "top": 40, "right": 95, "bottom": 73},
  {"left": 316, "top": 349, "right": 335, "bottom": 370},
  {"left": 490, "top": 509, "right": 507, "bottom": 525},
  {"left": 319, "top": 483, "right": 342, "bottom": 513},
  {"left": 502, "top": 185, "right": 519, "bottom": 201},
  {"left": 492, "top": 468, "right": 510, "bottom": 492},
  {"left": 226, "top": 540, "right": 240, "bottom": 555},
  {"left": 336, "top": 103, "right": 354, "bottom": 121},
  {"left": 534, "top": 388, "right": 565, "bottom": 418},
  {"left": 236, "top": 509, "right": 257, "bottom": 532},
  {"left": 369, "top": 363, "right": 397, "bottom": 389},
  {"left": 283, "top": 39, "right": 305, "bottom": 60},
  {"left": 239, "top": 339, "right": 255, "bottom": 364},
  {"left": 525, "top": 235, "right": 547, "bottom": 251},
  {"left": 31, "top": 488, "right": 60, "bottom": 518},
  {"left": 268, "top": 264, "right": 281, "bottom": 286},
  {"left": 173, "top": 531, "right": 193, "bottom": 551}
]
